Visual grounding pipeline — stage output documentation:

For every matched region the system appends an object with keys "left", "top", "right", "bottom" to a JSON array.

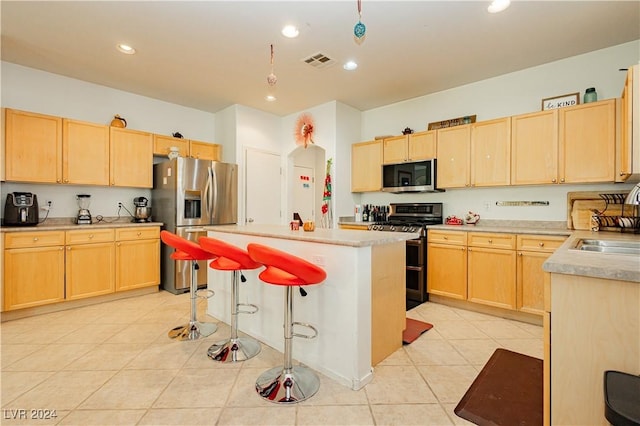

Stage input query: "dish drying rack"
[{"left": 591, "top": 193, "right": 639, "bottom": 233}]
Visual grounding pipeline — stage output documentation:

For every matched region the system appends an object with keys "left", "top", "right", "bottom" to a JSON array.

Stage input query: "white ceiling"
[{"left": 2, "top": 1, "right": 639, "bottom": 117}]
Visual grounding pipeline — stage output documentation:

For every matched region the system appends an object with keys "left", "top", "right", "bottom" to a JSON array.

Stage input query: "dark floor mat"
[
  {"left": 402, "top": 318, "right": 433, "bottom": 344},
  {"left": 455, "top": 348, "right": 543, "bottom": 426}
]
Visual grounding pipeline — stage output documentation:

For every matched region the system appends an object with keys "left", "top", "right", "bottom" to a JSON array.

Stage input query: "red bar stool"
[
  {"left": 199, "top": 236, "right": 262, "bottom": 362},
  {"left": 160, "top": 230, "right": 217, "bottom": 341},
  {"left": 247, "top": 243, "right": 327, "bottom": 404}
]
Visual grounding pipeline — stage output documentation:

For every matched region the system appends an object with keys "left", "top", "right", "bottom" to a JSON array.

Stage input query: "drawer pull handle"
[
  {"left": 33, "top": 237, "right": 39, "bottom": 242},
  {"left": 488, "top": 239, "right": 493, "bottom": 243},
  {"left": 136, "top": 232, "right": 142, "bottom": 237},
  {"left": 89, "top": 234, "right": 94, "bottom": 239},
  {"left": 443, "top": 236, "right": 448, "bottom": 240},
  {"left": 539, "top": 242, "right": 544, "bottom": 247}
]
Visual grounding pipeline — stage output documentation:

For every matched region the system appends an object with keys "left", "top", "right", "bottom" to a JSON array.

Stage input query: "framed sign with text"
[{"left": 541, "top": 93, "right": 579, "bottom": 110}]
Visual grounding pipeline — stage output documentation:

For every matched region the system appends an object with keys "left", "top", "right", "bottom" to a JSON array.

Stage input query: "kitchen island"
[
  {"left": 542, "top": 230, "right": 640, "bottom": 425},
  {"left": 203, "top": 224, "right": 419, "bottom": 390}
]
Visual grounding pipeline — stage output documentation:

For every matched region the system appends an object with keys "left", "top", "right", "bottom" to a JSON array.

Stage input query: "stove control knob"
[
  {"left": 389, "top": 225, "right": 396, "bottom": 232},
  {"left": 402, "top": 226, "right": 409, "bottom": 232}
]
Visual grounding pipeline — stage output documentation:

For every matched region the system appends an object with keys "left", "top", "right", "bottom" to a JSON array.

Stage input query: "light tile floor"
[{"left": 1, "top": 291, "right": 543, "bottom": 425}]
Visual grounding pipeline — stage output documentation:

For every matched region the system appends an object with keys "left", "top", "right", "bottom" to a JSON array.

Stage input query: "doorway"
[
  {"left": 292, "top": 165, "right": 314, "bottom": 222},
  {"left": 245, "top": 148, "right": 281, "bottom": 225}
]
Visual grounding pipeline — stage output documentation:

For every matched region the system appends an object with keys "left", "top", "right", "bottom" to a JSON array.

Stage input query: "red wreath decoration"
[{"left": 294, "top": 113, "right": 315, "bottom": 148}]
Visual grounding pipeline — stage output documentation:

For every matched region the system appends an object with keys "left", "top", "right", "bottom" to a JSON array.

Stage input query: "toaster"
[{"left": 4, "top": 192, "right": 39, "bottom": 226}]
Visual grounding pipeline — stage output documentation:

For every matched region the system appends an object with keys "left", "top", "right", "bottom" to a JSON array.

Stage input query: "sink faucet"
[{"left": 624, "top": 182, "right": 640, "bottom": 205}]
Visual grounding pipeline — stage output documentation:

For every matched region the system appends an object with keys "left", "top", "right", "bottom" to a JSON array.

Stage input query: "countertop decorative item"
[
  {"left": 294, "top": 112, "right": 315, "bottom": 148},
  {"left": 168, "top": 146, "right": 180, "bottom": 159},
  {"left": 402, "top": 127, "right": 414, "bottom": 135},
  {"left": 465, "top": 211, "right": 480, "bottom": 225},
  {"left": 428, "top": 115, "right": 476, "bottom": 130},
  {"left": 110, "top": 114, "right": 127, "bottom": 128},
  {"left": 445, "top": 215, "right": 463, "bottom": 225},
  {"left": 172, "top": 132, "right": 184, "bottom": 138},
  {"left": 321, "top": 158, "right": 333, "bottom": 228}
]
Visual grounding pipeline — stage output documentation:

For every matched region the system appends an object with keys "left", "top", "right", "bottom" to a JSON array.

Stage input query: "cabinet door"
[
  {"left": 471, "top": 117, "right": 511, "bottom": 187},
  {"left": 511, "top": 110, "right": 558, "bottom": 185},
  {"left": 66, "top": 242, "right": 115, "bottom": 300},
  {"left": 436, "top": 125, "right": 470, "bottom": 188},
  {"left": 109, "top": 127, "right": 153, "bottom": 188},
  {"left": 559, "top": 99, "right": 616, "bottom": 183},
  {"left": 115, "top": 238, "right": 160, "bottom": 291},
  {"left": 5, "top": 109, "right": 62, "bottom": 183},
  {"left": 4, "top": 246, "right": 65, "bottom": 310},
  {"left": 63, "top": 119, "right": 110, "bottom": 185},
  {"left": 351, "top": 140, "right": 382, "bottom": 192},
  {"left": 427, "top": 242, "right": 467, "bottom": 299},
  {"left": 153, "top": 134, "right": 189, "bottom": 157},
  {"left": 516, "top": 250, "right": 547, "bottom": 315},
  {"left": 617, "top": 66, "right": 635, "bottom": 182},
  {"left": 467, "top": 246, "right": 516, "bottom": 310},
  {"left": 382, "top": 135, "right": 408, "bottom": 164},
  {"left": 189, "top": 140, "right": 221, "bottom": 161},
  {"left": 408, "top": 130, "right": 436, "bottom": 161}
]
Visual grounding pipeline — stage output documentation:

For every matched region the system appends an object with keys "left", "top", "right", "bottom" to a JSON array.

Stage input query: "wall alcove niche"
[{"left": 287, "top": 144, "right": 326, "bottom": 226}]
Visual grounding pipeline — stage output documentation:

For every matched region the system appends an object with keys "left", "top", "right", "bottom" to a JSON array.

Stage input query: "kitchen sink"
[{"left": 571, "top": 239, "right": 640, "bottom": 255}]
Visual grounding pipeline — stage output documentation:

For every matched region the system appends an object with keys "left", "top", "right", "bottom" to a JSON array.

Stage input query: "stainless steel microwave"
[{"left": 382, "top": 159, "right": 440, "bottom": 193}]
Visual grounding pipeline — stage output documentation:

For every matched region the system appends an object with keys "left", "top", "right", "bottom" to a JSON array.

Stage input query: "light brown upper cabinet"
[
  {"left": 4, "top": 109, "right": 62, "bottom": 183},
  {"left": 63, "top": 119, "right": 110, "bottom": 185},
  {"left": 153, "top": 134, "right": 189, "bottom": 157},
  {"left": 511, "top": 109, "right": 559, "bottom": 185},
  {"left": 382, "top": 130, "right": 436, "bottom": 164},
  {"left": 617, "top": 65, "right": 638, "bottom": 182},
  {"left": 436, "top": 125, "right": 471, "bottom": 188},
  {"left": 351, "top": 140, "right": 382, "bottom": 192},
  {"left": 189, "top": 139, "right": 221, "bottom": 161},
  {"left": 109, "top": 127, "right": 153, "bottom": 188},
  {"left": 470, "top": 117, "right": 511, "bottom": 187},
  {"left": 559, "top": 99, "right": 616, "bottom": 184}
]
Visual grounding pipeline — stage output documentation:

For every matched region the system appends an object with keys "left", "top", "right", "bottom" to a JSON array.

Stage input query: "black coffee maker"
[{"left": 4, "top": 192, "right": 39, "bottom": 226}]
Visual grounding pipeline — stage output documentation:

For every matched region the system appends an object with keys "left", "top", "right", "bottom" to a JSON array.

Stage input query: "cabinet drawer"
[
  {"left": 428, "top": 230, "right": 467, "bottom": 245},
  {"left": 115, "top": 227, "right": 160, "bottom": 241},
  {"left": 517, "top": 235, "right": 566, "bottom": 253},
  {"left": 5, "top": 231, "right": 65, "bottom": 248},
  {"left": 66, "top": 228, "right": 114, "bottom": 245},
  {"left": 468, "top": 232, "right": 516, "bottom": 249}
]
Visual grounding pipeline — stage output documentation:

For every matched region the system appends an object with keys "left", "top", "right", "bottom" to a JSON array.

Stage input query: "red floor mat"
[{"left": 402, "top": 318, "right": 433, "bottom": 344}]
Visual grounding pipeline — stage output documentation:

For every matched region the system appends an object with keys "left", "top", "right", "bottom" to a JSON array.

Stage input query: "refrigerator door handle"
[
  {"left": 211, "top": 165, "right": 218, "bottom": 220},
  {"left": 204, "top": 166, "right": 213, "bottom": 220}
]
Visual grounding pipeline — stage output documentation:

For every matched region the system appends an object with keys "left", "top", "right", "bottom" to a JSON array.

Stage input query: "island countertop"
[{"left": 202, "top": 224, "right": 419, "bottom": 247}]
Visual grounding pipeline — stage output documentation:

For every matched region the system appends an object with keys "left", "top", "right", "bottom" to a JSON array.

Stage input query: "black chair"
[{"left": 604, "top": 370, "right": 640, "bottom": 426}]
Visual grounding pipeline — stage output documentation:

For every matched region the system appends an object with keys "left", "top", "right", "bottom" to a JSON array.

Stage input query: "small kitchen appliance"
[
  {"left": 4, "top": 192, "right": 39, "bottom": 226},
  {"left": 76, "top": 194, "right": 92, "bottom": 225},
  {"left": 133, "top": 197, "right": 152, "bottom": 222}
]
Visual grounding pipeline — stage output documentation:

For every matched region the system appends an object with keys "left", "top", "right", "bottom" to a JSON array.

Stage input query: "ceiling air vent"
[{"left": 302, "top": 52, "right": 336, "bottom": 69}]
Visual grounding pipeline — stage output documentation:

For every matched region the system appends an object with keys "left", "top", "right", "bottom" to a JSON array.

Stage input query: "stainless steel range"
[{"left": 369, "top": 202, "right": 443, "bottom": 307}]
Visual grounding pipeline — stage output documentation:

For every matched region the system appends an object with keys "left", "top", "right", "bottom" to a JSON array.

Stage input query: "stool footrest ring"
[
  {"left": 195, "top": 289, "right": 215, "bottom": 299},
  {"left": 292, "top": 322, "right": 318, "bottom": 339},
  {"left": 237, "top": 303, "right": 259, "bottom": 315}
]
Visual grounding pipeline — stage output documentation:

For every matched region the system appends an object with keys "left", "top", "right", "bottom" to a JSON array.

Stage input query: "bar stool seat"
[
  {"left": 160, "top": 230, "right": 217, "bottom": 341},
  {"left": 247, "top": 243, "right": 326, "bottom": 404},
  {"left": 199, "top": 237, "right": 262, "bottom": 363}
]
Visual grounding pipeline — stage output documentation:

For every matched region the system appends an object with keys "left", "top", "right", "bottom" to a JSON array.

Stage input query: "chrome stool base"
[
  {"left": 168, "top": 321, "right": 217, "bottom": 341},
  {"left": 207, "top": 337, "right": 261, "bottom": 362},
  {"left": 256, "top": 365, "right": 320, "bottom": 404}
]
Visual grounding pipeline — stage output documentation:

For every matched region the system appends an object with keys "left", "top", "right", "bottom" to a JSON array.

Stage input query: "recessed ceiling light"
[
  {"left": 343, "top": 61, "right": 358, "bottom": 71},
  {"left": 488, "top": 0, "right": 510, "bottom": 13},
  {"left": 117, "top": 44, "right": 136, "bottom": 54},
  {"left": 265, "top": 95, "right": 277, "bottom": 102},
  {"left": 281, "top": 25, "right": 299, "bottom": 38}
]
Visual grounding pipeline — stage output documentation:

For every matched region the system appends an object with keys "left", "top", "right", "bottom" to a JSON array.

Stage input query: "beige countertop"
[
  {"left": 543, "top": 230, "right": 640, "bottom": 283},
  {"left": 1, "top": 217, "right": 163, "bottom": 232},
  {"left": 204, "top": 224, "right": 419, "bottom": 247}
]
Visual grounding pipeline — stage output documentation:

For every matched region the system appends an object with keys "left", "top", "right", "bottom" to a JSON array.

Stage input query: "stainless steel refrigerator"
[{"left": 153, "top": 157, "right": 238, "bottom": 294}]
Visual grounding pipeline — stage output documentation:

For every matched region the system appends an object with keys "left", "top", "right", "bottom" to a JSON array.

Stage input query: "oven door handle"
[{"left": 406, "top": 239, "right": 422, "bottom": 246}]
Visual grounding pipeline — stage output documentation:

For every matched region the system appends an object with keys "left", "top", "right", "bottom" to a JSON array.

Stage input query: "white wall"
[
  {"left": 1, "top": 61, "right": 218, "bottom": 219},
  {"left": 356, "top": 40, "right": 640, "bottom": 221}
]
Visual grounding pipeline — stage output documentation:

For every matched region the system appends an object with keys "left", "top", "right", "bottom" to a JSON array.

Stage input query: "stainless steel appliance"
[
  {"left": 76, "top": 194, "right": 92, "bottom": 225},
  {"left": 133, "top": 196, "right": 152, "bottom": 222},
  {"left": 369, "top": 202, "right": 443, "bottom": 308},
  {"left": 382, "top": 159, "right": 441, "bottom": 193},
  {"left": 153, "top": 158, "right": 238, "bottom": 294},
  {"left": 4, "top": 192, "right": 39, "bottom": 226}
]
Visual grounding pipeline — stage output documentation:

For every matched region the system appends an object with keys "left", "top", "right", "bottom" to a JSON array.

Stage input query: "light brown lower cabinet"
[
  {"left": 427, "top": 229, "right": 566, "bottom": 316},
  {"left": 3, "top": 227, "right": 159, "bottom": 312}
]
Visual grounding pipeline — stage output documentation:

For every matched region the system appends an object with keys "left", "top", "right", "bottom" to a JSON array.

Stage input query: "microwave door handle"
[{"left": 203, "top": 167, "right": 212, "bottom": 220}]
